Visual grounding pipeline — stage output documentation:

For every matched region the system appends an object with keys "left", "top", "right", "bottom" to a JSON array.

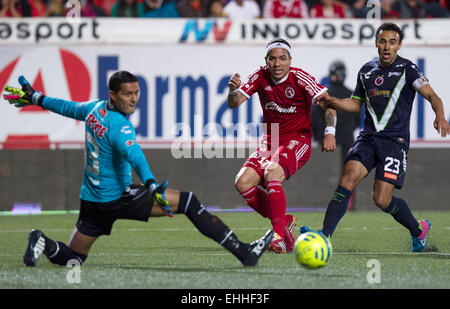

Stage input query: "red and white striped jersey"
[{"left": 239, "top": 66, "right": 327, "bottom": 142}]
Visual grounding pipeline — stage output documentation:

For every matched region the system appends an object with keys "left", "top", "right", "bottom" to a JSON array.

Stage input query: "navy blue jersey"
[{"left": 352, "top": 56, "right": 429, "bottom": 146}]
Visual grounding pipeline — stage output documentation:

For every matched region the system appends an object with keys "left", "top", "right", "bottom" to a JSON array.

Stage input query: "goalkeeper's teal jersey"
[{"left": 41, "top": 97, "right": 155, "bottom": 203}]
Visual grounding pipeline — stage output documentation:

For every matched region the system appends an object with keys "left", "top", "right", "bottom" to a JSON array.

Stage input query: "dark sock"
[
  {"left": 322, "top": 186, "right": 352, "bottom": 237},
  {"left": 177, "top": 192, "right": 248, "bottom": 261},
  {"left": 41, "top": 234, "right": 87, "bottom": 266},
  {"left": 383, "top": 196, "right": 421, "bottom": 237}
]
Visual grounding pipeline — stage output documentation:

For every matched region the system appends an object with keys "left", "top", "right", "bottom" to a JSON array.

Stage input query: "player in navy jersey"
[
  {"left": 3, "top": 71, "right": 273, "bottom": 267},
  {"left": 228, "top": 38, "right": 337, "bottom": 254},
  {"left": 300, "top": 23, "right": 450, "bottom": 252}
]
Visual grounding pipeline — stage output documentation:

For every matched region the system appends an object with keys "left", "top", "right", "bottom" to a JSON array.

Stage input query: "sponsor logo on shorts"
[
  {"left": 384, "top": 172, "right": 398, "bottom": 180},
  {"left": 402, "top": 149, "right": 407, "bottom": 172},
  {"left": 287, "top": 140, "right": 299, "bottom": 150}
]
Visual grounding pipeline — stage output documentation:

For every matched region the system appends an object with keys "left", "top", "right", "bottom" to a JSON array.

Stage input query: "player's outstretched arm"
[
  {"left": 316, "top": 91, "right": 363, "bottom": 113},
  {"left": 418, "top": 84, "right": 450, "bottom": 138},
  {"left": 3, "top": 76, "right": 44, "bottom": 107},
  {"left": 3, "top": 76, "right": 96, "bottom": 121},
  {"left": 113, "top": 124, "right": 173, "bottom": 217},
  {"left": 227, "top": 73, "right": 247, "bottom": 108}
]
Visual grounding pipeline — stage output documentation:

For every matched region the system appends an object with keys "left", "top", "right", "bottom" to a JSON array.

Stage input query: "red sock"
[
  {"left": 239, "top": 186, "right": 270, "bottom": 218},
  {"left": 266, "top": 180, "right": 286, "bottom": 240}
]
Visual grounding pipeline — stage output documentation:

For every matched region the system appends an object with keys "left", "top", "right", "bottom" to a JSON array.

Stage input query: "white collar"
[{"left": 271, "top": 72, "right": 289, "bottom": 85}]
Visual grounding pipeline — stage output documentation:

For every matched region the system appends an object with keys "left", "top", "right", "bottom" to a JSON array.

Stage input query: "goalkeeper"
[{"left": 3, "top": 71, "right": 273, "bottom": 267}]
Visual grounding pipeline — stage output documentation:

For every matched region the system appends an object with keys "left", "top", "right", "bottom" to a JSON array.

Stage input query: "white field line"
[
  {"left": 1, "top": 226, "right": 450, "bottom": 233},
  {"left": 0, "top": 251, "right": 449, "bottom": 258}
]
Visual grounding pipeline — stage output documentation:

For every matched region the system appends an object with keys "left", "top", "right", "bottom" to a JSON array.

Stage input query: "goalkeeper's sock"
[
  {"left": 239, "top": 186, "right": 270, "bottom": 218},
  {"left": 177, "top": 192, "right": 249, "bottom": 261},
  {"left": 40, "top": 234, "right": 87, "bottom": 266},
  {"left": 383, "top": 196, "right": 421, "bottom": 237},
  {"left": 266, "top": 181, "right": 286, "bottom": 241},
  {"left": 322, "top": 186, "right": 352, "bottom": 237}
]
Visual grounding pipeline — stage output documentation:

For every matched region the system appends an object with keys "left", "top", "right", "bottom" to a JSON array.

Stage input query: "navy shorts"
[
  {"left": 76, "top": 184, "right": 154, "bottom": 237},
  {"left": 345, "top": 135, "right": 408, "bottom": 189}
]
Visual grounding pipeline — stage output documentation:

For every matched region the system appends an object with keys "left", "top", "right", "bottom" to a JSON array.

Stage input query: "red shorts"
[{"left": 243, "top": 135, "right": 311, "bottom": 185}]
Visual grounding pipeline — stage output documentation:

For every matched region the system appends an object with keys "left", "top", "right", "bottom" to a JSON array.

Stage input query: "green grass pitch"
[{"left": 0, "top": 210, "right": 449, "bottom": 289}]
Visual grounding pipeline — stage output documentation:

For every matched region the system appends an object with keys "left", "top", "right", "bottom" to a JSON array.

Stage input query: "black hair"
[
  {"left": 329, "top": 60, "right": 346, "bottom": 84},
  {"left": 117, "top": 0, "right": 139, "bottom": 17},
  {"left": 266, "top": 37, "right": 291, "bottom": 48},
  {"left": 375, "top": 23, "right": 404, "bottom": 43},
  {"left": 108, "top": 71, "right": 138, "bottom": 93}
]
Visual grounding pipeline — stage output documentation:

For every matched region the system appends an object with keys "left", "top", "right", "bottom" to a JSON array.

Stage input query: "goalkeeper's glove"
[
  {"left": 145, "top": 179, "right": 173, "bottom": 217},
  {"left": 3, "top": 76, "right": 44, "bottom": 108}
]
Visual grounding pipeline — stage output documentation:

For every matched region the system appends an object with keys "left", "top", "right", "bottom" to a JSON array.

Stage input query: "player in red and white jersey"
[{"left": 228, "top": 38, "right": 337, "bottom": 254}]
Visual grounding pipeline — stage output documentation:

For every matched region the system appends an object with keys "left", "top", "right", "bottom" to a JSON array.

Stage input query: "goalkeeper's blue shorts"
[{"left": 76, "top": 184, "right": 153, "bottom": 237}]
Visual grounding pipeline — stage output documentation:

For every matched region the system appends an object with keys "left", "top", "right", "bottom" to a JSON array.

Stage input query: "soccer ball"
[{"left": 294, "top": 232, "right": 332, "bottom": 269}]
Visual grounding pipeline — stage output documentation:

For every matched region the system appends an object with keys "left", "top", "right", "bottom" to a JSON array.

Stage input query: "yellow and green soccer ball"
[{"left": 294, "top": 232, "right": 332, "bottom": 269}]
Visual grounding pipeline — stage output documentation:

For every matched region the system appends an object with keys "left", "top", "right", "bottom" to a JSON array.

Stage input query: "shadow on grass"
[
  {"left": 334, "top": 245, "right": 449, "bottom": 260},
  {"left": 94, "top": 264, "right": 352, "bottom": 280}
]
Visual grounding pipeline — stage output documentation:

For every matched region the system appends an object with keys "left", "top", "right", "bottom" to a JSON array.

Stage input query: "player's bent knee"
[
  {"left": 372, "top": 192, "right": 390, "bottom": 210},
  {"left": 165, "top": 188, "right": 180, "bottom": 212},
  {"left": 234, "top": 167, "right": 261, "bottom": 192},
  {"left": 234, "top": 174, "right": 257, "bottom": 192}
]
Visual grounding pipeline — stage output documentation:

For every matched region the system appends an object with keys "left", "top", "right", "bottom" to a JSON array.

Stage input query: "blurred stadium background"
[{"left": 1, "top": 1, "right": 450, "bottom": 215}]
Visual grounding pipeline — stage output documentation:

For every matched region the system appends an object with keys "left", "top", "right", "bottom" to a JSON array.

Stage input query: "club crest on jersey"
[
  {"left": 99, "top": 108, "right": 107, "bottom": 117},
  {"left": 285, "top": 87, "right": 295, "bottom": 98},
  {"left": 125, "top": 140, "right": 135, "bottom": 147},
  {"left": 375, "top": 76, "right": 384, "bottom": 86}
]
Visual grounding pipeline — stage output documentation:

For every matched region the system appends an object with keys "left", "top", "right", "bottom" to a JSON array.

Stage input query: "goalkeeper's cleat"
[
  {"left": 268, "top": 232, "right": 287, "bottom": 254},
  {"left": 284, "top": 215, "right": 296, "bottom": 252},
  {"left": 412, "top": 219, "right": 431, "bottom": 252},
  {"left": 240, "top": 229, "right": 273, "bottom": 266},
  {"left": 23, "top": 229, "right": 46, "bottom": 267}
]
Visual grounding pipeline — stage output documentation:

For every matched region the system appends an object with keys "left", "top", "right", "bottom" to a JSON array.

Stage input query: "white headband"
[{"left": 265, "top": 42, "right": 292, "bottom": 57}]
